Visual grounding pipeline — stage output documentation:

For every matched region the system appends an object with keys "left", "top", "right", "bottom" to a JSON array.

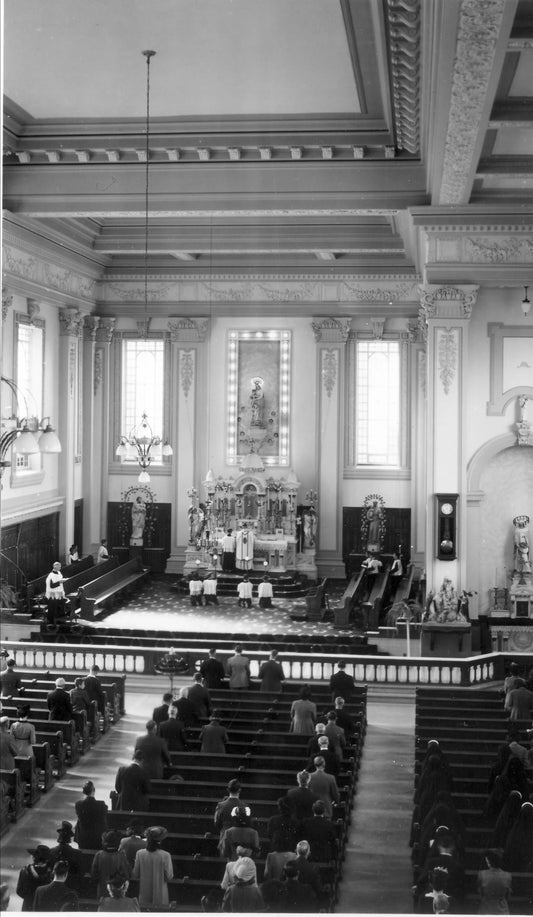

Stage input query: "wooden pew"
[
  {"left": 4, "top": 695, "right": 93, "bottom": 753},
  {"left": 0, "top": 768, "right": 25, "bottom": 821},
  {"left": 20, "top": 673, "right": 126, "bottom": 721},
  {"left": 25, "top": 555, "right": 96, "bottom": 612},
  {"left": 363, "top": 566, "right": 390, "bottom": 629},
  {"left": 14, "top": 755, "right": 40, "bottom": 806},
  {"left": 34, "top": 730, "right": 66, "bottom": 777},
  {"left": 304, "top": 578, "right": 328, "bottom": 621},
  {"left": 1, "top": 703, "right": 86, "bottom": 761},
  {"left": 394, "top": 561, "right": 416, "bottom": 604},
  {"left": 78, "top": 557, "right": 150, "bottom": 619},
  {"left": 62, "top": 556, "right": 119, "bottom": 614},
  {"left": 334, "top": 572, "right": 365, "bottom": 628},
  {"left": 32, "top": 742, "right": 54, "bottom": 792}
]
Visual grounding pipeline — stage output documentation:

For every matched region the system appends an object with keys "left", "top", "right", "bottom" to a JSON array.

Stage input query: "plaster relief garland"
[
  {"left": 438, "top": 329, "right": 457, "bottom": 395},
  {"left": 321, "top": 349, "right": 338, "bottom": 398}
]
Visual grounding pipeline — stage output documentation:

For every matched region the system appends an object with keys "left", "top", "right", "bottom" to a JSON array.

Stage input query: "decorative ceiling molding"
[
  {"left": 311, "top": 317, "right": 352, "bottom": 342},
  {"left": 426, "top": 233, "right": 533, "bottom": 266},
  {"left": 386, "top": 0, "right": 421, "bottom": 154},
  {"left": 168, "top": 317, "right": 209, "bottom": 342},
  {"left": 419, "top": 283, "right": 479, "bottom": 320}
]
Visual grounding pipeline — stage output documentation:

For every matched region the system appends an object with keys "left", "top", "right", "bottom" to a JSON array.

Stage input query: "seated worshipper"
[
  {"left": 259, "top": 649, "right": 285, "bottom": 692},
  {"left": 221, "top": 846, "right": 255, "bottom": 890},
  {"left": 173, "top": 685, "right": 199, "bottom": 726},
  {"left": 15, "top": 843, "right": 52, "bottom": 911},
  {"left": 329, "top": 661, "right": 356, "bottom": 703},
  {"left": 10, "top": 705, "right": 35, "bottom": 757},
  {"left": 203, "top": 571, "right": 219, "bottom": 605},
  {"left": 32, "top": 859, "right": 79, "bottom": 912},
  {"left": 215, "top": 780, "right": 246, "bottom": 835},
  {"left": 219, "top": 806, "right": 260, "bottom": 861},
  {"left": 281, "top": 860, "right": 318, "bottom": 913},
  {"left": 286, "top": 770, "right": 319, "bottom": 824},
  {"left": 267, "top": 796, "right": 300, "bottom": 854},
  {"left": 0, "top": 716, "right": 19, "bottom": 770},
  {"left": 91, "top": 830, "right": 131, "bottom": 899},
  {"left": 306, "top": 735, "right": 340, "bottom": 776},
  {"left": 115, "top": 750, "right": 151, "bottom": 812},
  {"left": 152, "top": 692, "right": 173, "bottom": 726},
  {"left": 361, "top": 552, "right": 382, "bottom": 600},
  {"left": 505, "top": 677, "right": 533, "bottom": 721},
  {"left": 74, "top": 779, "right": 108, "bottom": 850},
  {"left": 134, "top": 719, "right": 170, "bottom": 780},
  {"left": 291, "top": 840, "right": 324, "bottom": 903},
  {"left": 188, "top": 671, "right": 212, "bottom": 719},
  {"left": 48, "top": 821, "right": 84, "bottom": 890},
  {"left": 503, "top": 800, "right": 533, "bottom": 871},
  {"left": 290, "top": 684, "right": 317, "bottom": 735},
  {"left": 416, "top": 794, "right": 465, "bottom": 866},
  {"left": 189, "top": 572, "right": 203, "bottom": 606},
  {"left": 325, "top": 710, "right": 347, "bottom": 761},
  {"left": 47, "top": 677, "right": 73, "bottom": 721},
  {"left": 302, "top": 799, "right": 339, "bottom": 863},
  {"left": 308, "top": 756, "right": 340, "bottom": 818},
  {"left": 158, "top": 705, "right": 188, "bottom": 751},
  {"left": 132, "top": 825, "right": 173, "bottom": 911},
  {"left": 0, "top": 657, "right": 23, "bottom": 697},
  {"left": 45, "top": 561, "right": 66, "bottom": 625},
  {"left": 201, "top": 710, "right": 229, "bottom": 754},
  {"left": 200, "top": 647, "right": 226, "bottom": 690},
  {"left": 258, "top": 575, "right": 274, "bottom": 608},
  {"left": 97, "top": 873, "right": 139, "bottom": 912},
  {"left": 237, "top": 575, "right": 253, "bottom": 608},
  {"left": 97, "top": 538, "right": 109, "bottom": 563},
  {"left": 333, "top": 696, "right": 357, "bottom": 738},
  {"left": 221, "top": 857, "right": 264, "bottom": 912},
  {"left": 118, "top": 821, "right": 147, "bottom": 870},
  {"left": 306, "top": 723, "right": 327, "bottom": 758},
  {"left": 477, "top": 847, "right": 512, "bottom": 915},
  {"left": 68, "top": 544, "right": 79, "bottom": 564},
  {"left": 226, "top": 644, "right": 251, "bottom": 690},
  {"left": 492, "top": 790, "right": 523, "bottom": 849}
]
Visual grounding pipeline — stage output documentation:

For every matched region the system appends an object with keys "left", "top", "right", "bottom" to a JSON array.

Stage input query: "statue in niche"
[
  {"left": 303, "top": 509, "right": 317, "bottom": 548},
  {"left": 250, "top": 376, "right": 265, "bottom": 427},
  {"left": 513, "top": 514, "right": 531, "bottom": 576},
  {"left": 242, "top": 483, "right": 259, "bottom": 519},
  {"left": 365, "top": 500, "right": 384, "bottom": 553},
  {"left": 131, "top": 495, "right": 146, "bottom": 541}
]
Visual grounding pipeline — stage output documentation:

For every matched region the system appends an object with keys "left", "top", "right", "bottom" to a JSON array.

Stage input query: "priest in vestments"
[{"left": 235, "top": 525, "right": 255, "bottom": 571}]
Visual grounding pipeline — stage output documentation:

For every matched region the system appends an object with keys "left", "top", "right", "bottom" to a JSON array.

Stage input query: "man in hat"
[
  {"left": 329, "top": 660, "right": 355, "bottom": 703},
  {"left": 16, "top": 843, "right": 52, "bottom": 910},
  {"left": 200, "top": 710, "right": 228, "bottom": 754},
  {"left": 46, "top": 677, "right": 73, "bottom": 721},
  {"left": 259, "top": 649, "right": 285, "bottom": 693},
  {"left": 118, "top": 821, "right": 147, "bottom": 868},
  {"left": 0, "top": 657, "right": 23, "bottom": 697},
  {"left": 33, "top": 860, "right": 79, "bottom": 912},
  {"left": 48, "top": 821, "right": 84, "bottom": 890},
  {"left": 0, "top": 716, "right": 19, "bottom": 770},
  {"left": 158, "top": 704, "right": 188, "bottom": 751},
  {"left": 199, "top": 648, "right": 226, "bottom": 690},
  {"left": 134, "top": 720, "right": 170, "bottom": 780},
  {"left": 115, "top": 749, "right": 151, "bottom": 812}
]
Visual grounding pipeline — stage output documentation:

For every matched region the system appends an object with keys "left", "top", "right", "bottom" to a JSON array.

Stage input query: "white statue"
[
  {"left": 513, "top": 515, "right": 531, "bottom": 575},
  {"left": 131, "top": 495, "right": 146, "bottom": 540}
]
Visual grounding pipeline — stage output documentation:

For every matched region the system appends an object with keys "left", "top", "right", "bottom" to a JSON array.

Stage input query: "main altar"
[{"left": 184, "top": 452, "right": 318, "bottom": 580}]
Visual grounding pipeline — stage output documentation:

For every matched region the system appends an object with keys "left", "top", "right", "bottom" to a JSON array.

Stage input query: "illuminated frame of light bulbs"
[{"left": 227, "top": 329, "right": 291, "bottom": 466}]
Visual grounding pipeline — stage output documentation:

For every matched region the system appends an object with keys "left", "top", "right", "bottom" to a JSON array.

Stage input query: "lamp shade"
[
  {"left": 115, "top": 442, "right": 128, "bottom": 457},
  {"left": 138, "top": 469, "right": 150, "bottom": 484},
  {"left": 162, "top": 443, "right": 173, "bottom": 456},
  {"left": 39, "top": 425, "right": 62, "bottom": 453},
  {"left": 14, "top": 429, "right": 39, "bottom": 454}
]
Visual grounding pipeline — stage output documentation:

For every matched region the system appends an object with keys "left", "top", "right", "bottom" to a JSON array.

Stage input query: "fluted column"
[
  {"left": 420, "top": 284, "right": 478, "bottom": 593},
  {"left": 311, "top": 318, "right": 351, "bottom": 578},
  {"left": 58, "top": 306, "right": 84, "bottom": 556}
]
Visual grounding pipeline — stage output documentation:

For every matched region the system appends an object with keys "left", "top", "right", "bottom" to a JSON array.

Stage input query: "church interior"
[{"left": 1, "top": 0, "right": 533, "bottom": 913}]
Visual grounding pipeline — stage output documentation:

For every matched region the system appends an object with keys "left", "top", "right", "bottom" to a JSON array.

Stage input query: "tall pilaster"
[
  {"left": 420, "top": 284, "right": 478, "bottom": 592},
  {"left": 166, "top": 317, "right": 209, "bottom": 573},
  {"left": 82, "top": 316, "right": 100, "bottom": 552},
  {"left": 311, "top": 318, "right": 351, "bottom": 578},
  {"left": 408, "top": 317, "right": 427, "bottom": 566},
  {"left": 58, "top": 306, "right": 84, "bottom": 556}
]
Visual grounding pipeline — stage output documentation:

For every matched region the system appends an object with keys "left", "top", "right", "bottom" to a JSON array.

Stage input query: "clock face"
[{"left": 441, "top": 502, "right": 454, "bottom": 516}]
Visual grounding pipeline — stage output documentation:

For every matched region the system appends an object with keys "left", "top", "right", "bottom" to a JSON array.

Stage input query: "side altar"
[{"left": 184, "top": 452, "right": 318, "bottom": 580}]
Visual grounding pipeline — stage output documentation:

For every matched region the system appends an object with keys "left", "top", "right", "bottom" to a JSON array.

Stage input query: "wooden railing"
[{"left": 2, "top": 640, "right": 506, "bottom": 687}]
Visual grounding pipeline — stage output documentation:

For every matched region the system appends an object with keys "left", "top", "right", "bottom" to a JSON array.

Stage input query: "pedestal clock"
[{"left": 435, "top": 494, "right": 458, "bottom": 560}]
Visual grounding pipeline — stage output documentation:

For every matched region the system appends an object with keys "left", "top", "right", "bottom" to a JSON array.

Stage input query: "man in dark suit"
[
  {"left": 84, "top": 665, "right": 106, "bottom": 715},
  {"left": 333, "top": 696, "right": 357, "bottom": 737},
  {"left": 308, "top": 756, "right": 340, "bottom": 818},
  {"left": 285, "top": 770, "right": 319, "bottom": 824},
  {"left": 302, "top": 800, "right": 339, "bottom": 863},
  {"left": 199, "top": 648, "right": 226, "bottom": 689},
  {"left": 259, "top": 650, "right": 285, "bottom": 693},
  {"left": 158, "top": 705, "right": 188, "bottom": 751},
  {"left": 33, "top": 860, "right": 79, "bottom": 911},
  {"left": 329, "top": 661, "right": 355, "bottom": 703},
  {"left": 46, "top": 677, "right": 73, "bottom": 720},
  {"left": 0, "top": 658, "right": 23, "bottom": 697},
  {"left": 134, "top": 719, "right": 170, "bottom": 779},
  {"left": 306, "top": 736, "right": 340, "bottom": 776},
  {"left": 115, "top": 750, "right": 151, "bottom": 811},
  {"left": 188, "top": 673, "right": 212, "bottom": 719},
  {"left": 282, "top": 861, "right": 318, "bottom": 912},
  {"left": 152, "top": 692, "right": 173, "bottom": 725}
]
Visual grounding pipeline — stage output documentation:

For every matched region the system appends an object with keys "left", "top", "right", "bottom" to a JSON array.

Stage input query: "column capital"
[
  {"left": 311, "top": 317, "right": 351, "bottom": 343},
  {"left": 83, "top": 315, "right": 100, "bottom": 342},
  {"left": 27, "top": 298, "right": 41, "bottom": 324},
  {"left": 419, "top": 284, "right": 479, "bottom": 321},
  {"left": 168, "top": 316, "right": 209, "bottom": 342},
  {"left": 58, "top": 306, "right": 84, "bottom": 337},
  {"left": 2, "top": 287, "right": 13, "bottom": 321},
  {"left": 95, "top": 317, "right": 116, "bottom": 343}
]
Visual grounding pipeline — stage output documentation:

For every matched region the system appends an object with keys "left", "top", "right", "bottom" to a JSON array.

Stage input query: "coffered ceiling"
[{"left": 3, "top": 0, "right": 533, "bottom": 283}]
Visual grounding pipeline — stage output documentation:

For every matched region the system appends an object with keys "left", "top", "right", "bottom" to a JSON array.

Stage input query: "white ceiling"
[{"left": 3, "top": 0, "right": 361, "bottom": 119}]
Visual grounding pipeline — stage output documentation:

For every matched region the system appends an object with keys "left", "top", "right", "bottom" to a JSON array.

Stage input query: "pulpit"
[{"left": 420, "top": 622, "right": 472, "bottom": 657}]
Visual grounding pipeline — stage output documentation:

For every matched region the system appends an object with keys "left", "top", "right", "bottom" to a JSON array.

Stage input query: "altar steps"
[{"left": 172, "top": 570, "right": 310, "bottom": 598}]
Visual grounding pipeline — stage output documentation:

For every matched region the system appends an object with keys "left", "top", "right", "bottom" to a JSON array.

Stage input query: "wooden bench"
[
  {"left": 334, "top": 572, "right": 365, "bottom": 628},
  {"left": 34, "top": 730, "right": 66, "bottom": 777},
  {"left": 1, "top": 703, "right": 87, "bottom": 760},
  {"left": 62, "top": 556, "right": 119, "bottom": 614},
  {"left": 32, "top": 742, "right": 54, "bottom": 792},
  {"left": 20, "top": 672, "right": 126, "bottom": 720},
  {"left": 14, "top": 755, "right": 40, "bottom": 806},
  {"left": 363, "top": 567, "right": 391, "bottom": 629},
  {"left": 78, "top": 557, "right": 150, "bottom": 619},
  {"left": 26, "top": 554, "right": 95, "bottom": 613},
  {"left": 304, "top": 577, "right": 328, "bottom": 621},
  {"left": 394, "top": 561, "right": 416, "bottom": 604},
  {"left": 0, "top": 768, "right": 25, "bottom": 821}
]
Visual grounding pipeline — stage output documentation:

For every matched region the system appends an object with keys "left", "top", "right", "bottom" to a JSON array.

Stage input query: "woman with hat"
[
  {"left": 91, "top": 831, "right": 131, "bottom": 899},
  {"left": 74, "top": 779, "right": 108, "bottom": 850},
  {"left": 218, "top": 806, "right": 260, "bottom": 861},
  {"left": 15, "top": 844, "right": 52, "bottom": 910},
  {"left": 221, "top": 857, "right": 264, "bottom": 912},
  {"left": 97, "top": 873, "right": 139, "bottom": 912},
  {"left": 132, "top": 826, "right": 173, "bottom": 910},
  {"left": 10, "top": 705, "right": 36, "bottom": 757}
]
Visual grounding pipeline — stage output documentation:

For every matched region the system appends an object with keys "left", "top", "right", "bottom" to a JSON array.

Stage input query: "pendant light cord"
[{"left": 142, "top": 50, "right": 156, "bottom": 338}]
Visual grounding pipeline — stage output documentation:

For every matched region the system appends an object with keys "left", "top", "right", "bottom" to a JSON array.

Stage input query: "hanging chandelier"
[
  {"left": 0, "top": 376, "right": 61, "bottom": 479},
  {"left": 116, "top": 413, "right": 172, "bottom": 483}
]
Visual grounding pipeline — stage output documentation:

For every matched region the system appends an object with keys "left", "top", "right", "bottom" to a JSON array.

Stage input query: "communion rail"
[{"left": 2, "top": 640, "right": 508, "bottom": 687}]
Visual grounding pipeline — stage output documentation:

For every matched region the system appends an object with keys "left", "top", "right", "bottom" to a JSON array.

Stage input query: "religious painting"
[{"left": 226, "top": 329, "right": 291, "bottom": 465}]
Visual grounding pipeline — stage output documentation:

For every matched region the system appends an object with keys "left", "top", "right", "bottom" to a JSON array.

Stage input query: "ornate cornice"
[
  {"left": 311, "top": 317, "right": 352, "bottom": 343},
  {"left": 438, "top": 0, "right": 510, "bottom": 204},
  {"left": 419, "top": 284, "right": 478, "bottom": 320},
  {"left": 387, "top": 0, "right": 421, "bottom": 154},
  {"left": 58, "top": 306, "right": 84, "bottom": 337},
  {"left": 2, "top": 240, "right": 98, "bottom": 302},
  {"left": 95, "top": 317, "right": 116, "bottom": 342},
  {"left": 168, "top": 317, "right": 209, "bottom": 342},
  {"left": 427, "top": 233, "right": 533, "bottom": 266}
]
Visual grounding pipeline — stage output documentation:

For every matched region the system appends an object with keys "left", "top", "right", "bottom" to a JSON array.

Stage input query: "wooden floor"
[{"left": 0, "top": 677, "right": 416, "bottom": 914}]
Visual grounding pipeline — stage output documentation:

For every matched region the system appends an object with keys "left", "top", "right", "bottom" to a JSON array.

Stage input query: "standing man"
[
  {"left": 222, "top": 529, "right": 236, "bottom": 572},
  {"left": 308, "top": 756, "right": 340, "bottom": 818},
  {"left": 32, "top": 860, "right": 79, "bottom": 912},
  {"left": 97, "top": 539, "right": 109, "bottom": 563},
  {"left": 226, "top": 645, "right": 251, "bottom": 690},
  {"left": 237, "top": 576, "right": 253, "bottom": 608},
  {"left": 85, "top": 665, "right": 107, "bottom": 720},
  {"left": 200, "top": 648, "right": 226, "bottom": 690},
  {"left": 259, "top": 650, "right": 285, "bottom": 693},
  {"left": 152, "top": 692, "right": 173, "bottom": 726},
  {"left": 45, "top": 562, "right": 66, "bottom": 625},
  {"left": 158, "top": 706, "right": 188, "bottom": 752},
  {"left": 329, "top": 661, "right": 356, "bottom": 703},
  {"left": 0, "top": 658, "right": 23, "bottom": 697},
  {"left": 134, "top": 720, "right": 171, "bottom": 780},
  {"left": 47, "top": 678, "right": 73, "bottom": 721},
  {"left": 188, "top": 672, "right": 212, "bottom": 719}
]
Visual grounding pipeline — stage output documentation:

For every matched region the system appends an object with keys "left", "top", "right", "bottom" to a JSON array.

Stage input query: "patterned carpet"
[{"left": 91, "top": 577, "right": 351, "bottom": 637}]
